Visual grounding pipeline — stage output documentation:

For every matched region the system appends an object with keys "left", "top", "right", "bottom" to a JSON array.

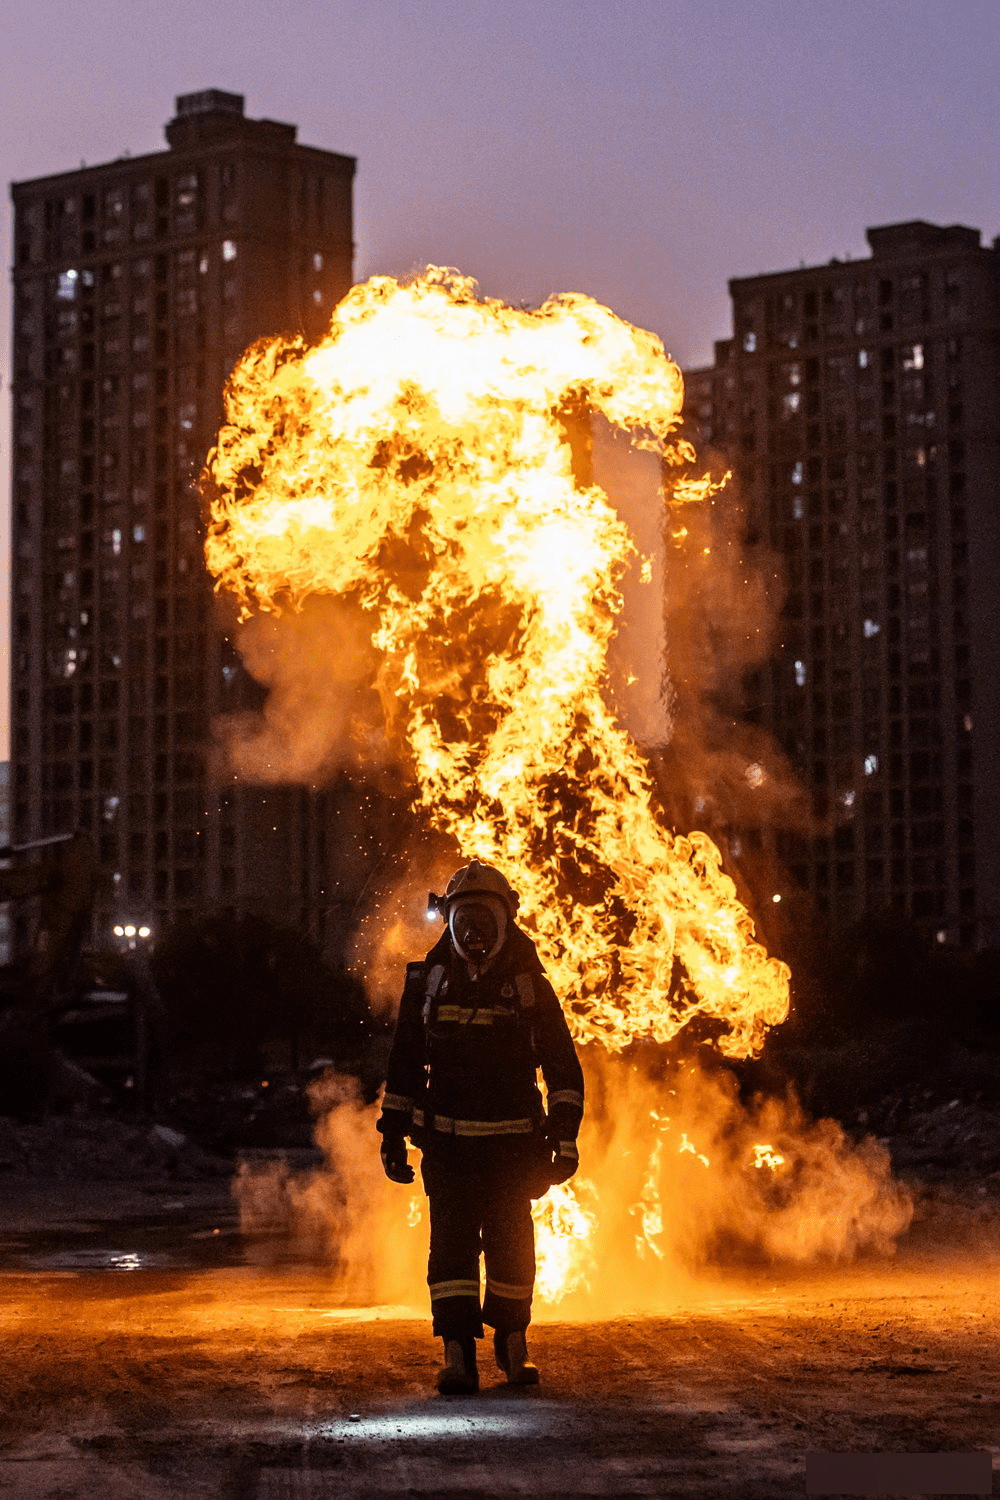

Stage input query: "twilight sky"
[{"left": 2, "top": 0, "right": 998, "bottom": 757}]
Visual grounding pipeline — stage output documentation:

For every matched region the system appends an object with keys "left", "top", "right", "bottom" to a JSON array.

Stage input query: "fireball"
[
  {"left": 204, "top": 266, "right": 789, "bottom": 1061},
  {"left": 210, "top": 269, "right": 912, "bottom": 1306}
]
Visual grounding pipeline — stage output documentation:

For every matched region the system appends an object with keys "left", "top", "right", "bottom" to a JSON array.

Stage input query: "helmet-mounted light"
[{"left": 426, "top": 891, "right": 447, "bottom": 922}]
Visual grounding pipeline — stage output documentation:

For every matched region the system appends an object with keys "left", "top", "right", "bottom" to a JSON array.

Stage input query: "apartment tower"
[
  {"left": 687, "top": 221, "right": 1000, "bottom": 949},
  {"left": 9, "top": 90, "right": 356, "bottom": 950}
]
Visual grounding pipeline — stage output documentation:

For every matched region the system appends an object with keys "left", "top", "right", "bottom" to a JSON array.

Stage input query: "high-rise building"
[
  {"left": 8, "top": 90, "right": 356, "bottom": 952},
  {"left": 686, "top": 221, "right": 1000, "bottom": 950}
]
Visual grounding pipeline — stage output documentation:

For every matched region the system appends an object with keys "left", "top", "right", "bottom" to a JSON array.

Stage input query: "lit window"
[
  {"left": 792, "top": 496, "right": 805, "bottom": 520},
  {"left": 863, "top": 618, "right": 880, "bottom": 638},
  {"left": 902, "top": 343, "right": 924, "bottom": 371},
  {"left": 313, "top": 289, "right": 323, "bottom": 304},
  {"left": 57, "top": 269, "right": 78, "bottom": 300},
  {"left": 199, "top": 255, "right": 209, "bottom": 275},
  {"left": 840, "top": 790, "right": 855, "bottom": 808},
  {"left": 132, "top": 524, "right": 146, "bottom": 543},
  {"left": 222, "top": 239, "right": 237, "bottom": 261},
  {"left": 857, "top": 349, "right": 869, "bottom": 369},
  {"left": 743, "top": 331, "right": 757, "bottom": 353},
  {"left": 791, "top": 462, "right": 803, "bottom": 485},
  {"left": 312, "top": 252, "right": 324, "bottom": 271},
  {"left": 794, "top": 660, "right": 807, "bottom": 687},
  {"left": 103, "top": 795, "right": 120, "bottom": 821},
  {"left": 782, "top": 392, "right": 801, "bottom": 416},
  {"left": 864, "top": 754, "right": 878, "bottom": 776}
]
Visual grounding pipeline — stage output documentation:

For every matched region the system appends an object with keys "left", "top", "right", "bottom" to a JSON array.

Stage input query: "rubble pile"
[
  {"left": 0, "top": 1113, "right": 228, "bottom": 1181},
  {"left": 878, "top": 1094, "right": 1000, "bottom": 1186}
]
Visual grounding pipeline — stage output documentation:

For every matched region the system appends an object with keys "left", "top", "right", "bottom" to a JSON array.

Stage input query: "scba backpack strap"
[{"left": 422, "top": 963, "right": 448, "bottom": 1027}]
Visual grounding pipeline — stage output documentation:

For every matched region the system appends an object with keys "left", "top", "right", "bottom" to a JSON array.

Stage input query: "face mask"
[{"left": 448, "top": 895, "right": 507, "bottom": 968}]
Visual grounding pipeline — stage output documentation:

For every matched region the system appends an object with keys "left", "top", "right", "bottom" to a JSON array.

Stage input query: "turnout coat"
[{"left": 377, "top": 925, "right": 584, "bottom": 1149}]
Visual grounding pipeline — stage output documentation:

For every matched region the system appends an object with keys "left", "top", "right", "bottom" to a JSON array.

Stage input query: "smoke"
[
  {"left": 233, "top": 1071, "right": 425, "bottom": 1306},
  {"left": 657, "top": 464, "right": 813, "bottom": 839},
  {"left": 213, "top": 594, "right": 398, "bottom": 786},
  {"left": 233, "top": 1058, "right": 912, "bottom": 1317},
  {"left": 345, "top": 840, "right": 456, "bottom": 1016},
  {"left": 569, "top": 1053, "right": 911, "bottom": 1294}
]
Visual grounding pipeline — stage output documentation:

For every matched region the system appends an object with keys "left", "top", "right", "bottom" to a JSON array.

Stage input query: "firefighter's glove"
[
  {"left": 380, "top": 1136, "right": 414, "bottom": 1185},
  {"left": 548, "top": 1140, "right": 579, "bottom": 1185}
]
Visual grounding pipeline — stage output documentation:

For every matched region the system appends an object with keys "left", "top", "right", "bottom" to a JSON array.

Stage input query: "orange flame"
[
  {"left": 204, "top": 267, "right": 789, "bottom": 1065},
  {"left": 532, "top": 1179, "right": 599, "bottom": 1302}
]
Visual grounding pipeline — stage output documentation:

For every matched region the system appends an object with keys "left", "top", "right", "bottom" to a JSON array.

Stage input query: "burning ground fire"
[{"left": 208, "top": 267, "right": 911, "bottom": 1309}]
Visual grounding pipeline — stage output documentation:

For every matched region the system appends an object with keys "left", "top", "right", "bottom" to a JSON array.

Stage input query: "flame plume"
[{"left": 205, "top": 267, "right": 788, "bottom": 1058}]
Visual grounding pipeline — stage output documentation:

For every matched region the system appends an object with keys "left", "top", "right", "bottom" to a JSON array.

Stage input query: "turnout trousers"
[{"left": 420, "top": 1135, "right": 539, "bottom": 1341}]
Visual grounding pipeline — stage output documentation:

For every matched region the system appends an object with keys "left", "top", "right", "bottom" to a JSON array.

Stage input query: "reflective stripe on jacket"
[{"left": 378, "top": 924, "right": 584, "bottom": 1142}]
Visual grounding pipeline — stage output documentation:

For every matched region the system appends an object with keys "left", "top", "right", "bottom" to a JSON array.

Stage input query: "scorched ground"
[{"left": 1, "top": 1175, "right": 999, "bottom": 1499}]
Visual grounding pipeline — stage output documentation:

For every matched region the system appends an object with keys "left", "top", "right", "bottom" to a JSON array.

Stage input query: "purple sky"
[{"left": 3, "top": 0, "right": 999, "bottom": 756}]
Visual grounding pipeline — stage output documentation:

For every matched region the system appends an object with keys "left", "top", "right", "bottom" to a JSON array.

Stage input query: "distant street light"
[{"left": 112, "top": 922, "right": 153, "bottom": 948}]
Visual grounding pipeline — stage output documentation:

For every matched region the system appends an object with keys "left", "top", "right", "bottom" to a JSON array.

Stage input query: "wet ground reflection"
[{"left": 0, "top": 1207, "right": 325, "bottom": 1274}]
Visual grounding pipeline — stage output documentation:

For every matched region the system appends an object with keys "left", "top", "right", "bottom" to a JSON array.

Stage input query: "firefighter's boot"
[
  {"left": 494, "top": 1330, "right": 539, "bottom": 1385},
  {"left": 436, "top": 1337, "right": 479, "bottom": 1395}
]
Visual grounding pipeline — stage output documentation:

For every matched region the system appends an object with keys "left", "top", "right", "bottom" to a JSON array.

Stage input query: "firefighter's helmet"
[{"left": 443, "top": 859, "right": 520, "bottom": 915}]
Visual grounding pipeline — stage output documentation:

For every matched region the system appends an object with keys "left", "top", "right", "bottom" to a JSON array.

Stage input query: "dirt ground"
[{"left": 1, "top": 1175, "right": 999, "bottom": 1499}]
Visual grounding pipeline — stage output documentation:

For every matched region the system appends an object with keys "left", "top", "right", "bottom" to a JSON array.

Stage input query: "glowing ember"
[{"left": 204, "top": 266, "right": 790, "bottom": 1060}]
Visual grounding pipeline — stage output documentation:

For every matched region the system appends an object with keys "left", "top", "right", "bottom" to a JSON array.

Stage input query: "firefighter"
[{"left": 377, "top": 859, "right": 584, "bottom": 1395}]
